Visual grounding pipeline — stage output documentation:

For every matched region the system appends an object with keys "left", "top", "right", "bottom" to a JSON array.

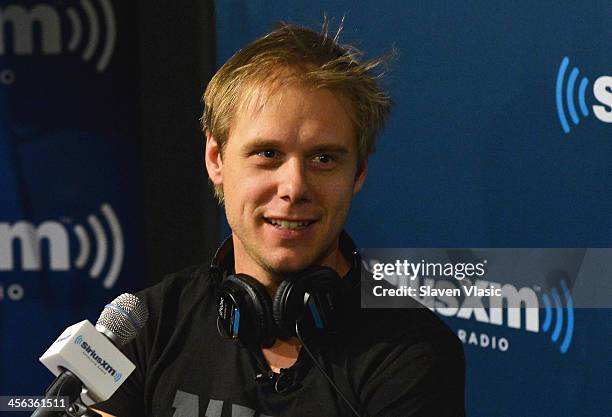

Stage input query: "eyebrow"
[
  {"left": 242, "top": 138, "right": 283, "bottom": 151},
  {"left": 308, "top": 144, "right": 350, "bottom": 155},
  {"left": 242, "top": 138, "right": 350, "bottom": 154}
]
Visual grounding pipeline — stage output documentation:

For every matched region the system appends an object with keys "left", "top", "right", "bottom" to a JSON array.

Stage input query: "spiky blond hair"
[{"left": 202, "top": 21, "right": 393, "bottom": 201}]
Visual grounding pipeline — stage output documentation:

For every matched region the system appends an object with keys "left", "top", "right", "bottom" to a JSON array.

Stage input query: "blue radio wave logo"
[
  {"left": 113, "top": 372, "right": 122, "bottom": 382},
  {"left": 74, "top": 335, "right": 83, "bottom": 345},
  {"left": 540, "top": 279, "right": 574, "bottom": 353},
  {"left": 555, "top": 56, "right": 590, "bottom": 134}
]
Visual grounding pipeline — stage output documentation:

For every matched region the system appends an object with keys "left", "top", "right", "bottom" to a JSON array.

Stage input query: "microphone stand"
[
  {"left": 30, "top": 369, "right": 101, "bottom": 417},
  {"left": 62, "top": 399, "right": 102, "bottom": 417}
]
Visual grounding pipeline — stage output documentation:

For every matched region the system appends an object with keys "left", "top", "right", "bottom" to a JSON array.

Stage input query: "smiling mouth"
[{"left": 264, "top": 218, "right": 316, "bottom": 230}]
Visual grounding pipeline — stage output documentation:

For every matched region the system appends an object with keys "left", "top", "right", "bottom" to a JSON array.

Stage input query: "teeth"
[{"left": 268, "top": 219, "right": 310, "bottom": 229}]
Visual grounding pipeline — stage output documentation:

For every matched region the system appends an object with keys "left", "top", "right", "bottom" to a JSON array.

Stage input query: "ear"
[
  {"left": 205, "top": 132, "right": 223, "bottom": 186},
  {"left": 352, "top": 159, "right": 368, "bottom": 195}
]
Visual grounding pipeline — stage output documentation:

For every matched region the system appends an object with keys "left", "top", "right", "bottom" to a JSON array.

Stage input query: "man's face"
[{"left": 206, "top": 82, "right": 367, "bottom": 279}]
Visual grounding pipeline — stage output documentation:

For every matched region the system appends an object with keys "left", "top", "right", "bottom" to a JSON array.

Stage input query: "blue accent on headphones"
[
  {"left": 232, "top": 308, "right": 241, "bottom": 337},
  {"left": 308, "top": 298, "right": 324, "bottom": 329}
]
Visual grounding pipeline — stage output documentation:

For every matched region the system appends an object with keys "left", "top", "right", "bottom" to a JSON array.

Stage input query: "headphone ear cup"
[
  {"left": 272, "top": 278, "right": 295, "bottom": 339},
  {"left": 220, "top": 274, "right": 276, "bottom": 347},
  {"left": 273, "top": 267, "right": 343, "bottom": 340}
]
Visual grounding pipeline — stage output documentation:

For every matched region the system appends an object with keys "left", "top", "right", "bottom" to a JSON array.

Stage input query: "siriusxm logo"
[
  {"left": 540, "top": 279, "right": 574, "bottom": 354},
  {"left": 74, "top": 334, "right": 122, "bottom": 382},
  {"left": 0, "top": 203, "right": 124, "bottom": 289},
  {"left": 555, "top": 56, "right": 612, "bottom": 134},
  {"left": 416, "top": 277, "right": 574, "bottom": 354},
  {"left": 364, "top": 255, "right": 576, "bottom": 354},
  {"left": 0, "top": 0, "right": 116, "bottom": 73}
]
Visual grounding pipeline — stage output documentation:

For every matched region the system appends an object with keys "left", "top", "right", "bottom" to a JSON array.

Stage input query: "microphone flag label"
[{"left": 39, "top": 320, "right": 135, "bottom": 405}]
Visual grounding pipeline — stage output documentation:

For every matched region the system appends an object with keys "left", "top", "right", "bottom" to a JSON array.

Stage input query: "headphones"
[{"left": 211, "top": 232, "right": 359, "bottom": 348}]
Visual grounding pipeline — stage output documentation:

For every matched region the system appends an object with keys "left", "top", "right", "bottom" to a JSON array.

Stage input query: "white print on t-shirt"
[{"left": 172, "top": 390, "right": 274, "bottom": 417}]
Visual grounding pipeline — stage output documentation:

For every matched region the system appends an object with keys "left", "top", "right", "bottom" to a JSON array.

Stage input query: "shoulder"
[
  {"left": 350, "top": 306, "right": 464, "bottom": 360},
  {"left": 337, "top": 295, "right": 465, "bottom": 385},
  {"left": 339, "top": 307, "right": 466, "bottom": 416},
  {"left": 344, "top": 274, "right": 464, "bottom": 361},
  {"left": 136, "top": 263, "right": 215, "bottom": 315},
  {"left": 132, "top": 263, "right": 217, "bottom": 347},
  {"left": 94, "top": 263, "right": 218, "bottom": 417},
  {"left": 353, "top": 265, "right": 464, "bottom": 363}
]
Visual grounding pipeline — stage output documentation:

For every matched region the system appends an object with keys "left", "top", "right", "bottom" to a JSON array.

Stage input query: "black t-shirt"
[{"left": 96, "top": 261, "right": 465, "bottom": 417}]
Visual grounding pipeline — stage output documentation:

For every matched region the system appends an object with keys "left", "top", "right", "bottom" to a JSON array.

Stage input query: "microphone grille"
[{"left": 96, "top": 293, "right": 149, "bottom": 347}]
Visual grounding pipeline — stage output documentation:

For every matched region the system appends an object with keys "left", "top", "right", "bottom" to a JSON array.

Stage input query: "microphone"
[
  {"left": 254, "top": 369, "right": 300, "bottom": 394},
  {"left": 274, "top": 368, "right": 301, "bottom": 394},
  {"left": 32, "top": 293, "right": 149, "bottom": 416}
]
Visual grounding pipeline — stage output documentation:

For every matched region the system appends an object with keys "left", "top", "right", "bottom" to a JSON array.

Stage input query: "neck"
[
  {"left": 233, "top": 239, "right": 352, "bottom": 298},
  {"left": 261, "top": 337, "right": 302, "bottom": 373}
]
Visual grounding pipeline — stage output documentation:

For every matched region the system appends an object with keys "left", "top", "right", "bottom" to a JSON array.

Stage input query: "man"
[{"left": 96, "top": 22, "right": 465, "bottom": 417}]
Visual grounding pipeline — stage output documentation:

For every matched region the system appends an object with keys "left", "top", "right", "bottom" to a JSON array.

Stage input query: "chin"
[{"left": 265, "top": 254, "right": 316, "bottom": 275}]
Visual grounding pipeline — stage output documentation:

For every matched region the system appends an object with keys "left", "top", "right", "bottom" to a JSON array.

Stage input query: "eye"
[
  {"left": 257, "top": 150, "right": 277, "bottom": 159},
  {"left": 313, "top": 154, "right": 335, "bottom": 164}
]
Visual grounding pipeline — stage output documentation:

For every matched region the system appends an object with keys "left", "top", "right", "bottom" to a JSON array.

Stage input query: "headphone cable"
[{"left": 294, "top": 321, "right": 363, "bottom": 417}]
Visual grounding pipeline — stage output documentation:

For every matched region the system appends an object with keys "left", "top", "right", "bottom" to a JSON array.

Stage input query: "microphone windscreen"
[{"left": 96, "top": 293, "right": 149, "bottom": 347}]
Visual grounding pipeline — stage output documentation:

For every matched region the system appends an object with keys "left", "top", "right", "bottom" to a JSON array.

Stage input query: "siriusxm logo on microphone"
[
  {"left": 74, "top": 334, "right": 123, "bottom": 382},
  {"left": 0, "top": 203, "right": 124, "bottom": 289},
  {"left": 555, "top": 56, "right": 612, "bottom": 134}
]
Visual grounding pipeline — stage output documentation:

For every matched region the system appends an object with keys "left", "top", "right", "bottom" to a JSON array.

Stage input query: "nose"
[{"left": 276, "top": 157, "right": 310, "bottom": 203}]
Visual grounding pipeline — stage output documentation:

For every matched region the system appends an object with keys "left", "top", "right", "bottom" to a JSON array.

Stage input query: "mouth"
[{"left": 263, "top": 217, "right": 317, "bottom": 230}]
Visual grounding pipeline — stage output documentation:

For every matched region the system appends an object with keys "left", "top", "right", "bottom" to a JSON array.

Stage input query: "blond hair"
[{"left": 202, "top": 21, "right": 393, "bottom": 201}]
